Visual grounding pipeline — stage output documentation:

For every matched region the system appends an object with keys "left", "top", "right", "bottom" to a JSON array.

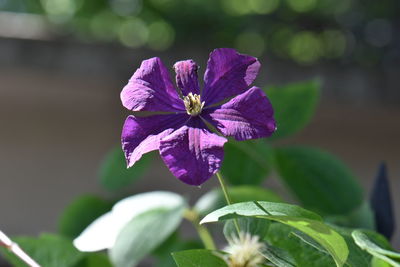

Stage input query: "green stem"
[
  {"left": 184, "top": 210, "right": 216, "bottom": 250},
  {"left": 216, "top": 172, "right": 241, "bottom": 234}
]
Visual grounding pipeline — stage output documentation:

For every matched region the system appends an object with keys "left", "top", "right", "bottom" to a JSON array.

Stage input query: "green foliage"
[
  {"left": 221, "top": 140, "right": 272, "bottom": 185},
  {"left": 99, "top": 146, "right": 152, "bottom": 191},
  {"left": 352, "top": 230, "right": 400, "bottom": 266},
  {"left": 76, "top": 253, "right": 113, "bottom": 267},
  {"left": 274, "top": 146, "right": 363, "bottom": 215},
  {"left": 194, "top": 185, "right": 282, "bottom": 216},
  {"left": 109, "top": 205, "right": 186, "bottom": 267},
  {"left": 172, "top": 249, "right": 228, "bottom": 267},
  {"left": 262, "top": 243, "right": 297, "bottom": 267},
  {"left": 265, "top": 80, "right": 320, "bottom": 140},
  {"left": 223, "top": 217, "right": 270, "bottom": 240},
  {"left": 58, "top": 195, "right": 113, "bottom": 239},
  {"left": 152, "top": 233, "right": 203, "bottom": 267},
  {"left": 201, "top": 201, "right": 349, "bottom": 267},
  {"left": 0, "top": 234, "right": 84, "bottom": 267},
  {"left": 265, "top": 224, "right": 373, "bottom": 267}
]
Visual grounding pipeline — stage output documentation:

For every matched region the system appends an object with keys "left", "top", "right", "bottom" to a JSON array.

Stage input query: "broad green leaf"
[
  {"left": 152, "top": 232, "right": 203, "bottom": 267},
  {"left": 0, "top": 234, "right": 84, "bottom": 267},
  {"left": 326, "top": 201, "right": 375, "bottom": 230},
  {"left": 74, "top": 191, "right": 185, "bottom": 252},
  {"left": 200, "top": 201, "right": 348, "bottom": 267},
  {"left": 224, "top": 217, "right": 270, "bottom": 240},
  {"left": 110, "top": 205, "right": 186, "bottom": 267},
  {"left": 221, "top": 140, "right": 273, "bottom": 185},
  {"left": 99, "top": 146, "right": 152, "bottom": 191},
  {"left": 265, "top": 223, "right": 335, "bottom": 267},
  {"left": 372, "top": 257, "right": 392, "bottom": 267},
  {"left": 291, "top": 226, "right": 372, "bottom": 267},
  {"left": 172, "top": 249, "right": 228, "bottom": 267},
  {"left": 352, "top": 230, "right": 400, "bottom": 267},
  {"left": 262, "top": 243, "right": 296, "bottom": 267},
  {"left": 274, "top": 146, "right": 363, "bottom": 215},
  {"left": 194, "top": 186, "right": 282, "bottom": 216},
  {"left": 76, "top": 253, "right": 113, "bottom": 267},
  {"left": 265, "top": 79, "right": 320, "bottom": 139},
  {"left": 58, "top": 195, "right": 113, "bottom": 239}
]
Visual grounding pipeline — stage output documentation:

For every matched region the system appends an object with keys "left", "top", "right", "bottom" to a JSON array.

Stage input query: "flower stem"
[
  {"left": 216, "top": 172, "right": 241, "bottom": 234},
  {"left": 0, "top": 230, "right": 41, "bottom": 267},
  {"left": 184, "top": 210, "right": 216, "bottom": 250}
]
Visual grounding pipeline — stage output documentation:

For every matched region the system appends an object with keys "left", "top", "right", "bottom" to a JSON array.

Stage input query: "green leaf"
[
  {"left": 200, "top": 201, "right": 348, "bottom": 267},
  {"left": 74, "top": 191, "right": 186, "bottom": 252},
  {"left": 110, "top": 205, "right": 186, "bottom": 267},
  {"left": 152, "top": 233, "right": 203, "bottom": 267},
  {"left": 372, "top": 256, "right": 392, "bottom": 267},
  {"left": 194, "top": 185, "right": 282, "bottom": 216},
  {"left": 0, "top": 234, "right": 84, "bottom": 267},
  {"left": 172, "top": 249, "right": 228, "bottom": 267},
  {"left": 265, "top": 223, "right": 335, "bottom": 267},
  {"left": 326, "top": 201, "right": 375, "bottom": 230},
  {"left": 99, "top": 146, "right": 152, "bottom": 191},
  {"left": 262, "top": 243, "right": 297, "bottom": 267},
  {"left": 221, "top": 140, "right": 273, "bottom": 185},
  {"left": 274, "top": 146, "right": 363, "bottom": 215},
  {"left": 352, "top": 230, "right": 400, "bottom": 267},
  {"left": 76, "top": 253, "right": 113, "bottom": 267},
  {"left": 223, "top": 217, "right": 270, "bottom": 240},
  {"left": 265, "top": 79, "right": 320, "bottom": 139},
  {"left": 58, "top": 195, "right": 113, "bottom": 239}
]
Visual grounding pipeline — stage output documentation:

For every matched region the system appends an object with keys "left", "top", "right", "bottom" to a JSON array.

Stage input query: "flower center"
[{"left": 183, "top": 93, "right": 204, "bottom": 116}]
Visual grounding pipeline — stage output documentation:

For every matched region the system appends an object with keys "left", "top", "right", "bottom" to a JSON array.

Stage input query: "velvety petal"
[
  {"left": 121, "top": 57, "right": 184, "bottom": 112},
  {"left": 203, "top": 87, "right": 276, "bottom": 141},
  {"left": 202, "top": 48, "right": 260, "bottom": 105},
  {"left": 173, "top": 60, "right": 200, "bottom": 96},
  {"left": 159, "top": 121, "right": 227, "bottom": 186},
  {"left": 122, "top": 113, "right": 188, "bottom": 167}
]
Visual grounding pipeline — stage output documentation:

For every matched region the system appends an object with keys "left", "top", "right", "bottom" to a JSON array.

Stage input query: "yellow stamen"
[{"left": 183, "top": 93, "right": 204, "bottom": 116}]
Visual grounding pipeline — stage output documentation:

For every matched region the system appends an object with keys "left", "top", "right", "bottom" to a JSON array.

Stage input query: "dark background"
[{"left": 0, "top": 0, "right": 399, "bottom": 260}]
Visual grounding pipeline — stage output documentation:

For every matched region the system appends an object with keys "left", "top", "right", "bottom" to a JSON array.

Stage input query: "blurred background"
[{"left": 0, "top": 0, "right": 399, "bottom": 260}]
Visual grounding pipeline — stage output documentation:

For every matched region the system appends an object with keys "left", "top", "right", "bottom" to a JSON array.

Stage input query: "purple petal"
[
  {"left": 203, "top": 87, "right": 276, "bottom": 141},
  {"left": 202, "top": 48, "right": 260, "bottom": 105},
  {"left": 159, "top": 121, "right": 227, "bottom": 186},
  {"left": 173, "top": 60, "right": 200, "bottom": 96},
  {"left": 121, "top": 57, "right": 184, "bottom": 112},
  {"left": 122, "top": 114, "right": 188, "bottom": 167}
]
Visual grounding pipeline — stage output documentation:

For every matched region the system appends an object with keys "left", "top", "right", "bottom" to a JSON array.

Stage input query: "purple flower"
[{"left": 121, "top": 48, "right": 276, "bottom": 186}]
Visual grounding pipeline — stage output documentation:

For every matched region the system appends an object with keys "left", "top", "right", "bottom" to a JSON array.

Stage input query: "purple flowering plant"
[
  {"left": 120, "top": 48, "right": 276, "bottom": 186},
  {"left": 1, "top": 49, "right": 395, "bottom": 267}
]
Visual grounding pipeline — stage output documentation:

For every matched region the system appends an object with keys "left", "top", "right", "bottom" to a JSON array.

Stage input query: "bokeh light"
[
  {"left": 147, "top": 20, "right": 175, "bottom": 51},
  {"left": 235, "top": 31, "right": 265, "bottom": 57},
  {"left": 118, "top": 17, "right": 148, "bottom": 48},
  {"left": 249, "top": 0, "right": 280, "bottom": 14},
  {"left": 286, "top": 0, "right": 316, "bottom": 13},
  {"left": 321, "top": 29, "right": 346, "bottom": 58},
  {"left": 289, "top": 31, "right": 322, "bottom": 64}
]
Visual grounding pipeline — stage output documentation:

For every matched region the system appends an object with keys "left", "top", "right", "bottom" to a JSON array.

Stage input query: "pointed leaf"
[
  {"left": 100, "top": 146, "right": 152, "bottom": 191},
  {"left": 221, "top": 140, "right": 272, "bottom": 185},
  {"left": 110, "top": 205, "right": 186, "bottom": 267},
  {"left": 0, "top": 234, "right": 84, "bottom": 267},
  {"left": 274, "top": 146, "right": 363, "bottom": 215},
  {"left": 352, "top": 230, "right": 400, "bottom": 267},
  {"left": 58, "top": 195, "right": 113, "bottom": 239},
  {"left": 172, "top": 249, "right": 228, "bottom": 267},
  {"left": 265, "top": 80, "right": 320, "bottom": 139},
  {"left": 370, "top": 163, "right": 395, "bottom": 240},
  {"left": 74, "top": 191, "right": 186, "bottom": 252}
]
